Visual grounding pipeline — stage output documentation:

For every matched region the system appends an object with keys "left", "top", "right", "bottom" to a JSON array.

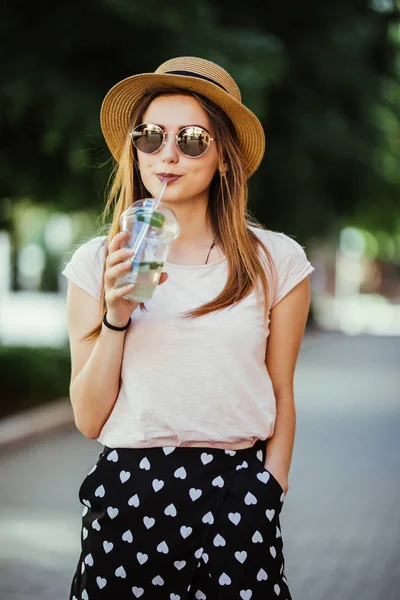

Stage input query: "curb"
[{"left": 0, "top": 397, "right": 75, "bottom": 451}]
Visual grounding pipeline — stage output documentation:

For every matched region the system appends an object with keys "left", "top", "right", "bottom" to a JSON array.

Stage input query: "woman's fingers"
[
  {"left": 104, "top": 261, "right": 134, "bottom": 288},
  {"left": 107, "top": 231, "right": 130, "bottom": 255}
]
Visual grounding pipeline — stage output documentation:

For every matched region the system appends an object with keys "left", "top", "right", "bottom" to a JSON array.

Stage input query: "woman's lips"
[{"left": 156, "top": 174, "right": 182, "bottom": 184}]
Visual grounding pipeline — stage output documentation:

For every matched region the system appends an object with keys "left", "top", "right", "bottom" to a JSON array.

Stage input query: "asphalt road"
[{"left": 0, "top": 332, "right": 399, "bottom": 600}]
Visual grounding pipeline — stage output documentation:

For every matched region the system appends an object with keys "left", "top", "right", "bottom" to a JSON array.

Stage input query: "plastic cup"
[{"left": 114, "top": 199, "right": 180, "bottom": 302}]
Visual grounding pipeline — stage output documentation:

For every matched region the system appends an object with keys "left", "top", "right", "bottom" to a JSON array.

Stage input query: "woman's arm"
[
  {"left": 66, "top": 282, "right": 128, "bottom": 439},
  {"left": 264, "top": 276, "right": 312, "bottom": 494}
]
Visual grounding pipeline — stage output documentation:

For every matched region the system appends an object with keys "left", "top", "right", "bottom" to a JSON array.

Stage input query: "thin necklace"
[{"left": 204, "top": 234, "right": 217, "bottom": 265}]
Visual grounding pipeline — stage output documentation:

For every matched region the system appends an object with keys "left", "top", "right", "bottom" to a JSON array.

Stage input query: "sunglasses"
[{"left": 131, "top": 123, "right": 215, "bottom": 158}]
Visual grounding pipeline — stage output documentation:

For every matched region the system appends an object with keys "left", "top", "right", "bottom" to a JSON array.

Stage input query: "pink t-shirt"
[{"left": 61, "top": 226, "right": 315, "bottom": 450}]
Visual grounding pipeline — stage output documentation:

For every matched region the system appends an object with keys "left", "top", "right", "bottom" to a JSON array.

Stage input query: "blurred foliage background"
[
  {"left": 1, "top": 0, "right": 399, "bottom": 416},
  {"left": 1, "top": 0, "right": 399, "bottom": 236}
]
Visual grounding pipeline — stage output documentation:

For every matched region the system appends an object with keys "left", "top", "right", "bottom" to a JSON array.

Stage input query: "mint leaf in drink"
[
  {"left": 149, "top": 261, "right": 163, "bottom": 270},
  {"left": 136, "top": 211, "right": 166, "bottom": 228}
]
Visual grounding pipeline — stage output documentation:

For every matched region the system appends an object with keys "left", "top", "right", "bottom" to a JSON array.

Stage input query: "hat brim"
[{"left": 100, "top": 73, "right": 265, "bottom": 179}]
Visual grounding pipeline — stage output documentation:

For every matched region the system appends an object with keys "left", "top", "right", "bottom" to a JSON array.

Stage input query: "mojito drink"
[{"left": 114, "top": 199, "right": 180, "bottom": 302}]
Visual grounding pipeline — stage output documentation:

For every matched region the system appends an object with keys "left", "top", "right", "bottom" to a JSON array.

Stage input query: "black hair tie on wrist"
[{"left": 103, "top": 312, "right": 131, "bottom": 331}]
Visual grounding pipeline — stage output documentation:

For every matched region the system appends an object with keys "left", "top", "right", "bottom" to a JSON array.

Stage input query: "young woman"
[{"left": 62, "top": 56, "right": 315, "bottom": 600}]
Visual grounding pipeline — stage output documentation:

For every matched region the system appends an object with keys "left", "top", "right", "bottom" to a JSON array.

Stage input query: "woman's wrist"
[{"left": 103, "top": 311, "right": 131, "bottom": 331}]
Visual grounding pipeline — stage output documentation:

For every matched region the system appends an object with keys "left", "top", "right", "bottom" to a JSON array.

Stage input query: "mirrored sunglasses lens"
[
  {"left": 132, "top": 125, "right": 163, "bottom": 153},
  {"left": 177, "top": 126, "right": 210, "bottom": 157}
]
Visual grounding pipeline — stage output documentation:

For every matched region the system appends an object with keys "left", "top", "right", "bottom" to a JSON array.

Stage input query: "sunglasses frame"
[{"left": 131, "top": 123, "right": 215, "bottom": 159}]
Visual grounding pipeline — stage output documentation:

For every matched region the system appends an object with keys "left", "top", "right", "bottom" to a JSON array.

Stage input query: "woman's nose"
[{"left": 160, "top": 132, "right": 179, "bottom": 163}]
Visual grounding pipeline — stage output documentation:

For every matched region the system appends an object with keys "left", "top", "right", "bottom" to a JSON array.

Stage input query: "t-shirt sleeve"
[
  {"left": 60, "top": 236, "right": 108, "bottom": 302},
  {"left": 270, "top": 232, "right": 315, "bottom": 309}
]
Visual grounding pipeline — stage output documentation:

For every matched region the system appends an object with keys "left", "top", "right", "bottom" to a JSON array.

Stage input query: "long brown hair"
[{"left": 83, "top": 87, "right": 276, "bottom": 341}]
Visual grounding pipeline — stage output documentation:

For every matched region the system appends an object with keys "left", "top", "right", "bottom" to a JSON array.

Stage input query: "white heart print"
[
  {"left": 82, "top": 505, "right": 88, "bottom": 517},
  {"left": 219, "top": 572, "right": 232, "bottom": 586},
  {"left": 245, "top": 492, "right": 257, "bottom": 505},
  {"left": 274, "top": 583, "right": 281, "bottom": 595},
  {"left": 120, "top": 470, "right": 131, "bottom": 483},
  {"left": 81, "top": 562, "right": 85, "bottom": 574},
  {"left": 107, "top": 449, "right": 118, "bottom": 462},
  {"left": 189, "top": 488, "right": 202, "bottom": 501},
  {"left": 235, "top": 550, "right": 247, "bottom": 564},
  {"left": 107, "top": 506, "right": 119, "bottom": 519},
  {"left": 132, "top": 587, "right": 144, "bottom": 597},
  {"left": 164, "top": 503, "right": 177, "bottom": 517},
  {"left": 252, "top": 530, "right": 263, "bottom": 543},
  {"left": 115, "top": 565, "right": 127, "bottom": 578},
  {"left": 94, "top": 484, "right": 105, "bottom": 497},
  {"left": 276, "top": 525, "right": 282, "bottom": 538},
  {"left": 195, "top": 591, "right": 207, "bottom": 599},
  {"left": 170, "top": 594, "right": 181, "bottom": 600},
  {"left": 137, "top": 552, "right": 148, "bottom": 565},
  {"left": 82, "top": 527, "right": 88, "bottom": 540},
  {"left": 162, "top": 446, "right": 175, "bottom": 455},
  {"left": 174, "top": 560, "right": 186, "bottom": 570},
  {"left": 103, "top": 541, "right": 113, "bottom": 553},
  {"left": 82, "top": 589, "right": 89, "bottom": 599},
  {"left": 143, "top": 516, "right": 155, "bottom": 529},
  {"left": 180, "top": 525, "right": 193, "bottom": 538},
  {"left": 257, "top": 472, "right": 270, "bottom": 484},
  {"left": 228, "top": 512, "right": 241, "bottom": 525},
  {"left": 240, "top": 590, "right": 253, "bottom": 600},
  {"left": 122, "top": 529, "right": 133, "bottom": 543},
  {"left": 266, "top": 509, "right": 275, "bottom": 521},
  {"left": 256, "top": 449, "right": 263, "bottom": 461},
  {"left": 152, "top": 479, "right": 164, "bottom": 492},
  {"left": 92, "top": 519, "right": 101, "bottom": 531},
  {"left": 139, "top": 457, "right": 151, "bottom": 470},
  {"left": 84, "top": 553, "right": 93, "bottom": 567},
  {"left": 157, "top": 540, "right": 169, "bottom": 554},
  {"left": 213, "top": 533, "right": 226, "bottom": 547},
  {"left": 224, "top": 449, "right": 236, "bottom": 456},
  {"left": 200, "top": 452, "right": 213, "bottom": 465},
  {"left": 212, "top": 475, "right": 224, "bottom": 488},
  {"left": 96, "top": 577, "right": 107, "bottom": 589},
  {"left": 270, "top": 545, "right": 277, "bottom": 558},
  {"left": 202, "top": 511, "right": 214, "bottom": 524},
  {"left": 82, "top": 499, "right": 91, "bottom": 508},
  {"left": 152, "top": 575, "right": 164, "bottom": 586},
  {"left": 194, "top": 547, "right": 203, "bottom": 559},
  {"left": 257, "top": 568, "right": 268, "bottom": 581},
  {"left": 236, "top": 460, "right": 248, "bottom": 470},
  {"left": 128, "top": 494, "right": 140, "bottom": 507},
  {"left": 174, "top": 466, "right": 187, "bottom": 479}
]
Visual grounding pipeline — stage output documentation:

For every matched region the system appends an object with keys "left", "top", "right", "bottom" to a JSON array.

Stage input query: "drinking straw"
[{"left": 130, "top": 179, "right": 168, "bottom": 261}]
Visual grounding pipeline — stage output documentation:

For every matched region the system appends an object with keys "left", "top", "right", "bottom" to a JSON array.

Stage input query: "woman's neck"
[{"left": 163, "top": 198, "right": 219, "bottom": 265}]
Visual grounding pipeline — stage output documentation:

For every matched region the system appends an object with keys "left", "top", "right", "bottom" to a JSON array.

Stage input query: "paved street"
[{"left": 0, "top": 332, "right": 399, "bottom": 600}]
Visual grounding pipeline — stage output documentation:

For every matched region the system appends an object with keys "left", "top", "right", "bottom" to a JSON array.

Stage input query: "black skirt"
[{"left": 70, "top": 438, "right": 292, "bottom": 599}]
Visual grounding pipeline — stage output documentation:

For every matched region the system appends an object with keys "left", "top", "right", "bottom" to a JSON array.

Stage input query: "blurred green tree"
[{"left": 1, "top": 0, "right": 399, "bottom": 238}]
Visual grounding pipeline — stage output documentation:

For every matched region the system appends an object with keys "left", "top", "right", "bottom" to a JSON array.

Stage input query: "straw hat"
[{"left": 100, "top": 56, "right": 265, "bottom": 179}]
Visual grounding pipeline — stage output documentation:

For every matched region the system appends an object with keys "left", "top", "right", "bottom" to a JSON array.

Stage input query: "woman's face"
[{"left": 136, "top": 94, "right": 219, "bottom": 204}]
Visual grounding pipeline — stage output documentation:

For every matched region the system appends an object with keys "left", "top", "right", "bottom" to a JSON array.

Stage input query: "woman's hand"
[{"left": 104, "top": 231, "right": 168, "bottom": 327}]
